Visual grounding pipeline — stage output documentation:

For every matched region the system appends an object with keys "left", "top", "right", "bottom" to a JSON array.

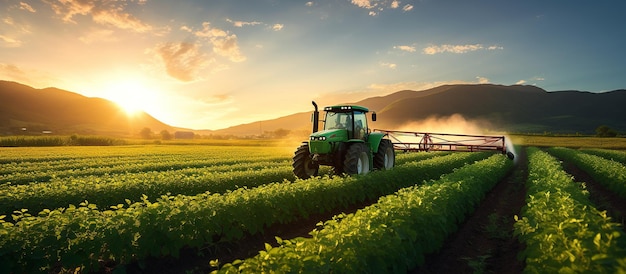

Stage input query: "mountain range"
[
  {"left": 217, "top": 84, "right": 626, "bottom": 135},
  {"left": 0, "top": 81, "right": 180, "bottom": 136},
  {"left": 1, "top": 80, "right": 624, "bottom": 137}
]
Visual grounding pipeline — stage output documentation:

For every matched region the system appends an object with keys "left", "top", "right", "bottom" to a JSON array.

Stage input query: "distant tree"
[
  {"left": 595, "top": 125, "right": 618, "bottom": 137},
  {"left": 139, "top": 127, "right": 153, "bottom": 139},
  {"left": 160, "top": 130, "right": 172, "bottom": 140}
]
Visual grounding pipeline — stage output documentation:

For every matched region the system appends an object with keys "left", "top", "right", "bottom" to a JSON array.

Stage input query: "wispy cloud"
[
  {"left": 79, "top": 29, "right": 116, "bottom": 44},
  {"left": 44, "top": 0, "right": 152, "bottom": 32},
  {"left": 0, "top": 34, "right": 22, "bottom": 47},
  {"left": 271, "top": 23, "right": 284, "bottom": 31},
  {"left": 516, "top": 76, "right": 545, "bottom": 85},
  {"left": 188, "top": 22, "right": 246, "bottom": 62},
  {"left": 226, "top": 18, "right": 262, "bottom": 28},
  {"left": 380, "top": 62, "right": 397, "bottom": 69},
  {"left": 225, "top": 18, "right": 284, "bottom": 32},
  {"left": 19, "top": 2, "right": 36, "bottom": 13},
  {"left": 394, "top": 45, "right": 416, "bottom": 52},
  {"left": 157, "top": 21, "right": 245, "bottom": 81},
  {"left": 423, "top": 44, "right": 503, "bottom": 55},
  {"left": 0, "top": 63, "right": 60, "bottom": 87},
  {"left": 350, "top": 0, "right": 413, "bottom": 16},
  {"left": 153, "top": 42, "right": 210, "bottom": 82},
  {"left": 476, "top": 76, "right": 490, "bottom": 84}
]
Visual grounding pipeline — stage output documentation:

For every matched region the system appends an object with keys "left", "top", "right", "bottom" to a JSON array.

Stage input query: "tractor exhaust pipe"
[{"left": 312, "top": 101, "right": 319, "bottom": 133}]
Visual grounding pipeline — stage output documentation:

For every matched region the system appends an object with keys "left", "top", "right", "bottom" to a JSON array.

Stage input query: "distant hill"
[
  {"left": 214, "top": 84, "right": 626, "bottom": 136},
  {"left": 0, "top": 81, "right": 185, "bottom": 136},
  {"left": 2, "top": 81, "right": 624, "bottom": 137}
]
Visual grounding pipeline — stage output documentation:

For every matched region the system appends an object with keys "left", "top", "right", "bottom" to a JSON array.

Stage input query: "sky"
[{"left": 1, "top": 0, "right": 625, "bottom": 130}]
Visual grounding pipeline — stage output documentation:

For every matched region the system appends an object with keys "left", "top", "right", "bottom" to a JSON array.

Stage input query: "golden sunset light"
[{"left": 1, "top": 0, "right": 624, "bottom": 131}]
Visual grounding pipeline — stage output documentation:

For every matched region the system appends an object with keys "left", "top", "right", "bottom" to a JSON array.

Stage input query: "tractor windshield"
[{"left": 324, "top": 112, "right": 353, "bottom": 130}]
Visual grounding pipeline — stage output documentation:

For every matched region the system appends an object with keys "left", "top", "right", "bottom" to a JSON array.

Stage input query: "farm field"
[{"left": 1, "top": 142, "right": 626, "bottom": 273}]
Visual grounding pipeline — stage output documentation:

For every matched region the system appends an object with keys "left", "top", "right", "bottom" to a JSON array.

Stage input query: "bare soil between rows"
[
  {"left": 411, "top": 148, "right": 528, "bottom": 274},
  {"left": 114, "top": 148, "right": 626, "bottom": 274}
]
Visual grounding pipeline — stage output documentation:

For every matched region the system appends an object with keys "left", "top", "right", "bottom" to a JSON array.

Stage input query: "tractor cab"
[{"left": 321, "top": 105, "right": 371, "bottom": 140}]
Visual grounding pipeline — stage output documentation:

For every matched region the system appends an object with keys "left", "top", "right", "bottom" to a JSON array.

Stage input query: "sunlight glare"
[{"left": 105, "top": 79, "right": 152, "bottom": 116}]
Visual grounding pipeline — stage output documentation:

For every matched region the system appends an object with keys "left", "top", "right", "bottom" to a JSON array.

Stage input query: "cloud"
[
  {"left": 380, "top": 62, "right": 397, "bottom": 69},
  {"left": 226, "top": 18, "right": 262, "bottom": 28},
  {"left": 476, "top": 76, "right": 490, "bottom": 84},
  {"left": 0, "top": 34, "right": 22, "bottom": 47},
  {"left": 44, "top": 0, "right": 152, "bottom": 32},
  {"left": 351, "top": 0, "right": 375, "bottom": 9},
  {"left": 271, "top": 23, "right": 284, "bottom": 31},
  {"left": 305, "top": 2, "right": 314, "bottom": 7},
  {"left": 0, "top": 63, "right": 60, "bottom": 87},
  {"left": 350, "top": 0, "right": 413, "bottom": 15},
  {"left": 211, "top": 34, "right": 246, "bottom": 62},
  {"left": 154, "top": 42, "right": 211, "bottom": 82},
  {"left": 394, "top": 45, "right": 416, "bottom": 52},
  {"left": 79, "top": 29, "right": 116, "bottom": 44},
  {"left": 155, "top": 21, "right": 246, "bottom": 81},
  {"left": 516, "top": 76, "right": 544, "bottom": 85},
  {"left": 190, "top": 22, "right": 245, "bottom": 62},
  {"left": 199, "top": 93, "right": 234, "bottom": 105},
  {"left": 0, "top": 63, "right": 27, "bottom": 80},
  {"left": 423, "top": 44, "right": 503, "bottom": 55},
  {"left": 19, "top": 2, "right": 36, "bottom": 13}
]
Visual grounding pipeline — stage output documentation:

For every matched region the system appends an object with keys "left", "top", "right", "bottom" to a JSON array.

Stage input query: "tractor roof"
[{"left": 323, "top": 105, "right": 369, "bottom": 113}]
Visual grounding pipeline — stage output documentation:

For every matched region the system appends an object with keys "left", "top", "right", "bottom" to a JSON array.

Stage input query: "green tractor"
[{"left": 292, "top": 101, "right": 395, "bottom": 179}]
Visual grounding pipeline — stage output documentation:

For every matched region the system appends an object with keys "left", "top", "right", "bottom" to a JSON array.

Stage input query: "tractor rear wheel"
[
  {"left": 374, "top": 139, "right": 395, "bottom": 170},
  {"left": 343, "top": 143, "right": 370, "bottom": 175},
  {"left": 293, "top": 143, "right": 319, "bottom": 179}
]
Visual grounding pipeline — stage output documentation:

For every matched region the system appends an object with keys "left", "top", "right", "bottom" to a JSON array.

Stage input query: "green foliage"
[
  {"left": 0, "top": 146, "right": 491, "bottom": 272},
  {"left": 215, "top": 154, "right": 513, "bottom": 273},
  {"left": 0, "top": 135, "right": 125, "bottom": 147},
  {"left": 580, "top": 148, "right": 626, "bottom": 166},
  {"left": 514, "top": 147, "right": 626, "bottom": 273},
  {"left": 548, "top": 147, "right": 626, "bottom": 200}
]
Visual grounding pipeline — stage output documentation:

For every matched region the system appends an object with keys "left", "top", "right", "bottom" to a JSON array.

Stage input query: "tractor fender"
[{"left": 366, "top": 132, "right": 387, "bottom": 153}]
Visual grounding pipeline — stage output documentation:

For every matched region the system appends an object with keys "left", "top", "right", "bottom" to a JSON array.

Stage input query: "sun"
[{"left": 104, "top": 79, "right": 151, "bottom": 116}]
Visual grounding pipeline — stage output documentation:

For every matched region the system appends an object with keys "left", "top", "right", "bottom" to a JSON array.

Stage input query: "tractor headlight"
[{"left": 310, "top": 136, "right": 327, "bottom": 141}]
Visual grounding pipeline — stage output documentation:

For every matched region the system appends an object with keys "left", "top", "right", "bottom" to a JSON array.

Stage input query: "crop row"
[
  {"left": 0, "top": 152, "right": 490, "bottom": 273},
  {"left": 547, "top": 147, "right": 626, "bottom": 200},
  {"left": 0, "top": 155, "right": 290, "bottom": 186},
  {"left": 580, "top": 148, "right": 626, "bottom": 165},
  {"left": 0, "top": 163, "right": 293, "bottom": 217},
  {"left": 0, "top": 149, "right": 442, "bottom": 186},
  {"left": 0, "top": 151, "right": 448, "bottom": 217},
  {"left": 514, "top": 147, "right": 626, "bottom": 273},
  {"left": 214, "top": 153, "right": 513, "bottom": 273}
]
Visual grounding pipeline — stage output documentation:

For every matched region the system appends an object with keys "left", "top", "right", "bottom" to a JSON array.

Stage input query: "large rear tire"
[
  {"left": 293, "top": 143, "right": 319, "bottom": 179},
  {"left": 343, "top": 143, "right": 370, "bottom": 175},
  {"left": 374, "top": 139, "right": 395, "bottom": 170}
]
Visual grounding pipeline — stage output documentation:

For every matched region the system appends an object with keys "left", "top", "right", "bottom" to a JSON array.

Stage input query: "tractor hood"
[
  {"left": 309, "top": 129, "right": 348, "bottom": 141},
  {"left": 308, "top": 129, "right": 348, "bottom": 154}
]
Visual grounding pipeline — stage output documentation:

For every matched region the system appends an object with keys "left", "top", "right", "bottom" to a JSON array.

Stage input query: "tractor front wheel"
[
  {"left": 374, "top": 139, "right": 395, "bottom": 170},
  {"left": 343, "top": 143, "right": 370, "bottom": 175},
  {"left": 293, "top": 143, "right": 319, "bottom": 179}
]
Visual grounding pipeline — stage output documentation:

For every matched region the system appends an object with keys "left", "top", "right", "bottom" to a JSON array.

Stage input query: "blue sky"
[{"left": 1, "top": 0, "right": 625, "bottom": 130}]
